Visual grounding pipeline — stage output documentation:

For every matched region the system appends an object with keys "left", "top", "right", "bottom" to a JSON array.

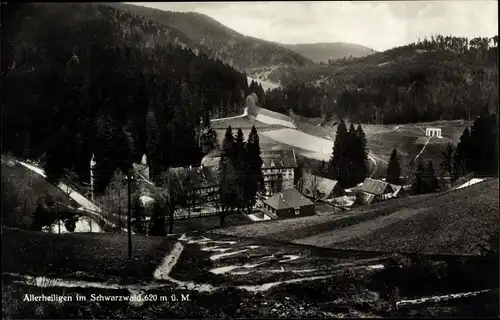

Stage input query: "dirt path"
[
  {"left": 413, "top": 137, "right": 432, "bottom": 161},
  {"left": 396, "top": 289, "right": 493, "bottom": 308},
  {"left": 294, "top": 207, "right": 429, "bottom": 247},
  {"left": 16, "top": 160, "right": 128, "bottom": 233}
]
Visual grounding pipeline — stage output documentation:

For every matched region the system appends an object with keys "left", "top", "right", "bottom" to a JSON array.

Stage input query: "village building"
[
  {"left": 361, "top": 178, "right": 395, "bottom": 205},
  {"left": 261, "top": 149, "right": 297, "bottom": 197},
  {"left": 168, "top": 165, "right": 219, "bottom": 210},
  {"left": 262, "top": 188, "right": 315, "bottom": 219},
  {"left": 298, "top": 173, "right": 346, "bottom": 203},
  {"left": 425, "top": 127, "right": 442, "bottom": 138},
  {"left": 199, "top": 148, "right": 297, "bottom": 198}
]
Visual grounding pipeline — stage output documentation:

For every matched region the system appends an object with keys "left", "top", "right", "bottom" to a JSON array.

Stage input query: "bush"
[{"left": 354, "top": 190, "right": 366, "bottom": 206}]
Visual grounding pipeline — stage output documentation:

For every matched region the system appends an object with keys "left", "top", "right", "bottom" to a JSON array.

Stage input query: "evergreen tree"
[
  {"left": 218, "top": 126, "right": 237, "bottom": 226},
  {"left": 93, "top": 112, "right": 133, "bottom": 194},
  {"left": 411, "top": 158, "right": 426, "bottom": 194},
  {"left": 347, "top": 123, "right": 357, "bottom": 186},
  {"left": 201, "top": 125, "right": 217, "bottom": 154},
  {"left": 245, "top": 125, "right": 264, "bottom": 215},
  {"left": 145, "top": 108, "right": 161, "bottom": 182},
  {"left": 233, "top": 128, "right": 247, "bottom": 211},
  {"left": 439, "top": 143, "right": 456, "bottom": 179},
  {"left": 354, "top": 124, "right": 369, "bottom": 184},
  {"left": 469, "top": 114, "right": 498, "bottom": 175},
  {"left": 329, "top": 118, "right": 350, "bottom": 187},
  {"left": 453, "top": 127, "right": 471, "bottom": 179},
  {"left": 423, "top": 160, "right": 439, "bottom": 193},
  {"left": 149, "top": 196, "right": 166, "bottom": 236},
  {"left": 386, "top": 148, "right": 401, "bottom": 185}
]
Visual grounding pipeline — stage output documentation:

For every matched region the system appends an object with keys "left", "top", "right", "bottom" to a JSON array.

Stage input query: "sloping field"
[
  {"left": 298, "top": 179, "right": 499, "bottom": 255},
  {"left": 1, "top": 157, "right": 80, "bottom": 228},
  {"left": 261, "top": 128, "right": 333, "bottom": 154},
  {"left": 213, "top": 193, "right": 438, "bottom": 240},
  {"left": 210, "top": 115, "right": 273, "bottom": 130}
]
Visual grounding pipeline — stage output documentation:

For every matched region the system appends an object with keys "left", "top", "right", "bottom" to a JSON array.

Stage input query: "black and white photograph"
[{"left": 1, "top": 1, "right": 499, "bottom": 318}]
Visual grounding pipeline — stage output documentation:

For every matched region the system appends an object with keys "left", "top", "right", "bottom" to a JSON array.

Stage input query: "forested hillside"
[
  {"left": 102, "top": 3, "right": 313, "bottom": 69},
  {"left": 282, "top": 42, "right": 376, "bottom": 63},
  {"left": 265, "top": 36, "right": 498, "bottom": 124},
  {"left": 2, "top": 3, "right": 250, "bottom": 192}
]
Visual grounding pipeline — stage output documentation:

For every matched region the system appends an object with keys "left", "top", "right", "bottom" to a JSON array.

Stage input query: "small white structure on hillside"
[{"left": 425, "top": 127, "right": 442, "bottom": 138}]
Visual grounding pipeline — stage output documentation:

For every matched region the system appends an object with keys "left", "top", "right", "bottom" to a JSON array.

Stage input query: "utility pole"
[
  {"left": 90, "top": 153, "right": 96, "bottom": 202},
  {"left": 127, "top": 170, "right": 134, "bottom": 259},
  {"left": 57, "top": 201, "right": 60, "bottom": 234}
]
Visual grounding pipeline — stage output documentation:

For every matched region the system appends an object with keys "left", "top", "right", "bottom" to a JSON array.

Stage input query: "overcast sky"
[{"left": 130, "top": 1, "right": 498, "bottom": 52}]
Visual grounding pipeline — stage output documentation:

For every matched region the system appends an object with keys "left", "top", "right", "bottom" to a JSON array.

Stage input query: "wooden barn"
[{"left": 361, "top": 178, "right": 395, "bottom": 205}]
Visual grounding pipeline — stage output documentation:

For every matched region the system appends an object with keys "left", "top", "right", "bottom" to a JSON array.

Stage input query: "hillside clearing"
[
  {"left": 212, "top": 193, "right": 437, "bottom": 240},
  {"left": 301, "top": 179, "right": 499, "bottom": 255}
]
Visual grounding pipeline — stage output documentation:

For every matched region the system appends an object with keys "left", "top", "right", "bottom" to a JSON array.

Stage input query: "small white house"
[{"left": 425, "top": 127, "right": 442, "bottom": 138}]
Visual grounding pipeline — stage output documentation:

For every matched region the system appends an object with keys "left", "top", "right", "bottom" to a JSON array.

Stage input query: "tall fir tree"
[
  {"left": 453, "top": 127, "right": 471, "bottom": 179},
  {"left": 347, "top": 123, "right": 357, "bottom": 186},
  {"left": 411, "top": 158, "right": 426, "bottom": 194},
  {"left": 423, "top": 160, "right": 439, "bottom": 193},
  {"left": 329, "top": 118, "right": 349, "bottom": 187},
  {"left": 233, "top": 128, "right": 247, "bottom": 211},
  {"left": 245, "top": 125, "right": 264, "bottom": 215},
  {"left": 386, "top": 148, "right": 401, "bottom": 185},
  {"left": 355, "top": 124, "right": 369, "bottom": 184},
  {"left": 145, "top": 108, "right": 160, "bottom": 183},
  {"left": 218, "top": 126, "right": 237, "bottom": 226},
  {"left": 469, "top": 114, "right": 498, "bottom": 176}
]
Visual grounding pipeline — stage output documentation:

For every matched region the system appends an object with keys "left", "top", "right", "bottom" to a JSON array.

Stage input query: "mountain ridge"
[
  {"left": 282, "top": 42, "right": 377, "bottom": 63},
  {"left": 101, "top": 2, "right": 313, "bottom": 69}
]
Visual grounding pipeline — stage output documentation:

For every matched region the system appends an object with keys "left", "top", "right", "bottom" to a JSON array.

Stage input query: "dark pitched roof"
[
  {"left": 264, "top": 188, "right": 313, "bottom": 210},
  {"left": 361, "top": 178, "right": 394, "bottom": 195},
  {"left": 169, "top": 166, "right": 219, "bottom": 189},
  {"left": 300, "top": 174, "right": 343, "bottom": 201},
  {"left": 261, "top": 149, "right": 297, "bottom": 169}
]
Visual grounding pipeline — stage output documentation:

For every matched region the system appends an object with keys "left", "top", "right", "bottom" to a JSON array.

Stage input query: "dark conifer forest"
[
  {"left": 2, "top": 3, "right": 250, "bottom": 192},
  {"left": 265, "top": 36, "right": 498, "bottom": 124}
]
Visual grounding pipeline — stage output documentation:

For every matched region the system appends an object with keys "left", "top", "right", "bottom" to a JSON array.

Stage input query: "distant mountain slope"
[
  {"left": 282, "top": 42, "right": 376, "bottom": 63},
  {"left": 264, "top": 36, "right": 498, "bottom": 124},
  {"left": 2, "top": 2, "right": 252, "bottom": 187},
  {"left": 102, "top": 3, "right": 313, "bottom": 69}
]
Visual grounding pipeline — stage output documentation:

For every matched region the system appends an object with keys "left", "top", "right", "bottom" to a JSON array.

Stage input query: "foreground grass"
[
  {"left": 214, "top": 193, "right": 437, "bottom": 241},
  {"left": 2, "top": 228, "right": 176, "bottom": 283},
  {"left": 170, "top": 213, "right": 252, "bottom": 234},
  {"left": 333, "top": 179, "right": 499, "bottom": 255},
  {"left": 2, "top": 271, "right": 384, "bottom": 319}
]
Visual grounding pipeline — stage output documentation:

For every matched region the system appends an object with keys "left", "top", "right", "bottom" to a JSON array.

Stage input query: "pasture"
[
  {"left": 207, "top": 108, "right": 471, "bottom": 179},
  {"left": 1, "top": 156, "right": 79, "bottom": 229}
]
